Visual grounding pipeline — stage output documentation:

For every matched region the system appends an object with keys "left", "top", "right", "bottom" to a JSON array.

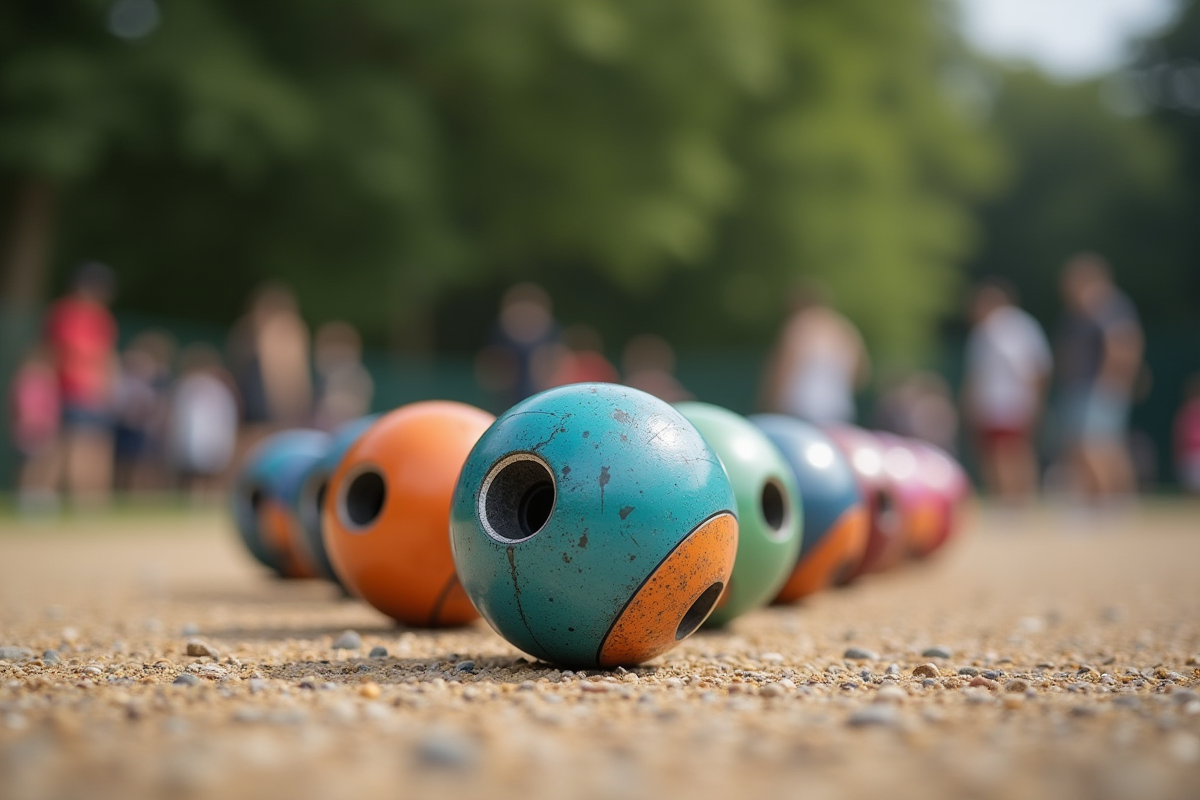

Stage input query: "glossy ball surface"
[
  {"left": 323, "top": 402, "right": 494, "bottom": 627},
  {"left": 676, "top": 403, "right": 802, "bottom": 626},
  {"left": 750, "top": 415, "right": 868, "bottom": 601},
  {"left": 292, "top": 415, "right": 379, "bottom": 584},
  {"left": 232, "top": 430, "right": 331, "bottom": 579},
  {"left": 825, "top": 425, "right": 907, "bottom": 580},
  {"left": 451, "top": 384, "right": 738, "bottom": 667}
]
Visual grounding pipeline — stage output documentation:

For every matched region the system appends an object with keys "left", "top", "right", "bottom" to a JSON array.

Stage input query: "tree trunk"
[{"left": 1, "top": 175, "right": 57, "bottom": 307}]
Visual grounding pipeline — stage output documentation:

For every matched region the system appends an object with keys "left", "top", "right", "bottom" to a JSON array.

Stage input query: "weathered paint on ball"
[
  {"left": 675, "top": 402, "right": 803, "bottom": 627},
  {"left": 292, "top": 415, "right": 379, "bottom": 584},
  {"left": 232, "top": 429, "right": 331, "bottom": 578},
  {"left": 323, "top": 402, "right": 493, "bottom": 627},
  {"left": 450, "top": 383, "right": 738, "bottom": 667},
  {"left": 749, "top": 415, "right": 869, "bottom": 601}
]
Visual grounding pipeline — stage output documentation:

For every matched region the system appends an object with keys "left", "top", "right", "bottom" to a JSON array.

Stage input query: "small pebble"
[
  {"left": 958, "top": 666, "right": 980, "bottom": 677},
  {"left": 912, "top": 663, "right": 940, "bottom": 679},
  {"left": 455, "top": 660, "right": 476, "bottom": 673},
  {"left": 1005, "top": 679, "right": 1030, "bottom": 693},
  {"left": 969, "top": 677, "right": 999, "bottom": 689},
  {"left": 885, "top": 664, "right": 901, "bottom": 676},
  {"left": 359, "top": 683, "right": 382, "bottom": 699},
  {"left": 185, "top": 640, "right": 219, "bottom": 660},
  {"left": 369, "top": 646, "right": 388, "bottom": 659},
  {"left": 848, "top": 706, "right": 898, "bottom": 727},
  {"left": 875, "top": 686, "right": 907, "bottom": 704},
  {"left": 0, "top": 646, "right": 33, "bottom": 661},
  {"left": 981, "top": 670, "right": 1003, "bottom": 680},
  {"left": 760, "top": 652, "right": 784, "bottom": 664},
  {"left": 332, "top": 630, "right": 363, "bottom": 650},
  {"left": 42, "top": 649, "right": 61, "bottom": 664},
  {"left": 248, "top": 679, "right": 269, "bottom": 694},
  {"left": 415, "top": 730, "right": 478, "bottom": 770},
  {"left": 760, "top": 680, "right": 794, "bottom": 698},
  {"left": 180, "top": 623, "right": 200, "bottom": 636},
  {"left": 921, "top": 678, "right": 939, "bottom": 688},
  {"left": 173, "top": 674, "right": 200, "bottom": 687},
  {"left": 844, "top": 647, "right": 879, "bottom": 661},
  {"left": 921, "top": 647, "right": 953, "bottom": 659}
]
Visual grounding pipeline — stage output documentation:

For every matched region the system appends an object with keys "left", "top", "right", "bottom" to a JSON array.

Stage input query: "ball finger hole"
[
  {"left": 340, "top": 467, "right": 387, "bottom": 531},
  {"left": 759, "top": 478, "right": 788, "bottom": 538},
  {"left": 480, "top": 453, "right": 557, "bottom": 543},
  {"left": 676, "top": 581, "right": 724, "bottom": 641}
]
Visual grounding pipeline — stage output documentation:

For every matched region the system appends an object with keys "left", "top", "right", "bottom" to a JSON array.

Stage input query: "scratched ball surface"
[
  {"left": 323, "top": 402, "right": 494, "bottom": 627},
  {"left": 675, "top": 403, "right": 802, "bottom": 627},
  {"left": 232, "top": 429, "right": 332, "bottom": 579},
  {"left": 750, "top": 415, "right": 869, "bottom": 602},
  {"left": 292, "top": 415, "right": 379, "bottom": 585},
  {"left": 450, "top": 383, "right": 738, "bottom": 667}
]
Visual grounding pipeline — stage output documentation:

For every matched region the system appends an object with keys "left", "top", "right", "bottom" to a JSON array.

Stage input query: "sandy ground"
[{"left": 1, "top": 503, "right": 1199, "bottom": 800}]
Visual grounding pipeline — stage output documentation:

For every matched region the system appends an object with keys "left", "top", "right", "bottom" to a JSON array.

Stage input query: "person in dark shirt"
[{"left": 1055, "top": 253, "right": 1144, "bottom": 503}]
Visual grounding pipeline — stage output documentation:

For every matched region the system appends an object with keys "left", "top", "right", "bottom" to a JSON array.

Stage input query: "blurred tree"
[
  {"left": 2, "top": 0, "right": 999, "bottom": 358},
  {"left": 963, "top": 67, "right": 1185, "bottom": 327}
]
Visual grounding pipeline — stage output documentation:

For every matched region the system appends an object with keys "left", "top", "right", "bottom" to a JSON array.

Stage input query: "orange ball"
[{"left": 323, "top": 401, "right": 495, "bottom": 627}]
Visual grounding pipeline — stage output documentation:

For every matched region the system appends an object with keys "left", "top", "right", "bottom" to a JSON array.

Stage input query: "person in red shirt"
[
  {"left": 8, "top": 345, "right": 61, "bottom": 513},
  {"left": 43, "top": 262, "right": 118, "bottom": 507},
  {"left": 1175, "top": 376, "right": 1200, "bottom": 494}
]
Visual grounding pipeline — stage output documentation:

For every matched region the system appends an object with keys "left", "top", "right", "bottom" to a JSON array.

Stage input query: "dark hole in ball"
[
  {"left": 519, "top": 482, "right": 554, "bottom": 537},
  {"left": 343, "top": 469, "right": 386, "bottom": 529},
  {"left": 315, "top": 480, "right": 328, "bottom": 514},
  {"left": 676, "top": 581, "right": 724, "bottom": 640},
  {"left": 760, "top": 479, "right": 787, "bottom": 534},
  {"left": 248, "top": 486, "right": 264, "bottom": 514},
  {"left": 483, "top": 456, "right": 556, "bottom": 541}
]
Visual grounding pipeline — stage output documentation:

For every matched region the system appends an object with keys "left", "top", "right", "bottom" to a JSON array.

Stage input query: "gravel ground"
[{"left": 1, "top": 503, "right": 1199, "bottom": 800}]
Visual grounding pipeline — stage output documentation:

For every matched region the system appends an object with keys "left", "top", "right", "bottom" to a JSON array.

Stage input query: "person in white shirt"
[
  {"left": 761, "top": 284, "right": 871, "bottom": 424},
  {"left": 962, "top": 279, "right": 1052, "bottom": 502}
]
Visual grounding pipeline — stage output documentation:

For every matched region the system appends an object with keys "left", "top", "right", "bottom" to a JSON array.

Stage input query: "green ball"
[{"left": 675, "top": 402, "right": 803, "bottom": 626}]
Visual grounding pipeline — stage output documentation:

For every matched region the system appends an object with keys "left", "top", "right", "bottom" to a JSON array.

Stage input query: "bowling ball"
[
  {"left": 676, "top": 402, "right": 802, "bottom": 626},
  {"left": 232, "top": 429, "right": 331, "bottom": 579},
  {"left": 323, "top": 402, "right": 494, "bottom": 627},
  {"left": 750, "top": 415, "right": 869, "bottom": 601},
  {"left": 906, "top": 439, "right": 971, "bottom": 556},
  {"left": 876, "top": 434, "right": 945, "bottom": 558},
  {"left": 450, "top": 383, "right": 738, "bottom": 667},
  {"left": 825, "top": 425, "right": 907, "bottom": 580},
  {"left": 292, "top": 415, "right": 379, "bottom": 584}
]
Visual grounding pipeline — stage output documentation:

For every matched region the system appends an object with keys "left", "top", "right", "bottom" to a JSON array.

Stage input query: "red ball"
[{"left": 824, "top": 425, "right": 907, "bottom": 579}]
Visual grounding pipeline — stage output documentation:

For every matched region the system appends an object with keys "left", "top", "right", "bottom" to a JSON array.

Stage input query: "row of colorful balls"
[{"left": 233, "top": 383, "right": 969, "bottom": 669}]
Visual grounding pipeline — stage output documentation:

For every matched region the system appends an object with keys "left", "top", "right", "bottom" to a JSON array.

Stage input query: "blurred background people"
[
  {"left": 8, "top": 345, "right": 61, "bottom": 513},
  {"left": 622, "top": 334, "right": 692, "bottom": 403},
  {"left": 547, "top": 325, "right": 619, "bottom": 387},
  {"left": 112, "top": 330, "right": 173, "bottom": 495},
  {"left": 875, "top": 371, "right": 960, "bottom": 454},
  {"left": 167, "top": 345, "right": 239, "bottom": 503},
  {"left": 312, "top": 321, "right": 374, "bottom": 431},
  {"left": 43, "top": 262, "right": 118, "bottom": 508},
  {"left": 760, "top": 284, "right": 870, "bottom": 423},
  {"left": 1055, "top": 254, "right": 1145, "bottom": 504},
  {"left": 1174, "top": 375, "right": 1200, "bottom": 495},
  {"left": 228, "top": 284, "right": 313, "bottom": 445},
  {"left": 961, "top": 279, "right": 1052, "bottom": 502},
  {"left": 475, "top": 283, "right": 560, "bottom": 407}
]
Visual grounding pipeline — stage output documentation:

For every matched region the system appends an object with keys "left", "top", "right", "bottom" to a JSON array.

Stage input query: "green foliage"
[
  {"left": 2, "top": 0, "right": 999, "bottom": 356},
  {"left": 965, "top": 66, "right": 1187, "bottom": 327}
]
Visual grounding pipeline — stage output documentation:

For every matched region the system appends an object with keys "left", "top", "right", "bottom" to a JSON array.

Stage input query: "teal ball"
[{"left": 450, "top": 383, "right": 738, "bottom": 667}]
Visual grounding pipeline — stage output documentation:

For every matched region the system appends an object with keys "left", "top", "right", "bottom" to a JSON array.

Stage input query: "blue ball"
[
  {"left": 232, "top": 429, "right": 330, "bottom": 577},
  {"left": 291, "top": 415, "right": 380, "bottom": 583},
  {"left": 450, "top": 383, "right": 738, "bottom": 667}
]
